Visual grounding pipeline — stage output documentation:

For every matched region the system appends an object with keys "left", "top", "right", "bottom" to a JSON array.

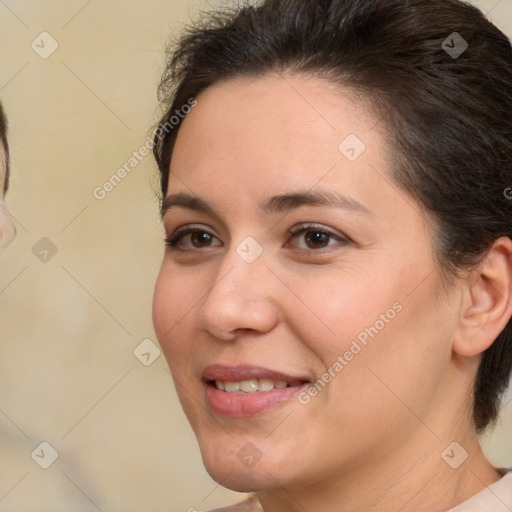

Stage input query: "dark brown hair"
[
  {"left": 153, "top": 0, "right": 512, "bottom": 432},
  {"left": 0, "top": 102, "right": 9, "bottom": 194}
]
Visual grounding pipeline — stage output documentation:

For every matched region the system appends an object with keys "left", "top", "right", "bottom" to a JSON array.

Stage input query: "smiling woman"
[{"left": 150, "top": 0, "right": 512, "bottom": 510}]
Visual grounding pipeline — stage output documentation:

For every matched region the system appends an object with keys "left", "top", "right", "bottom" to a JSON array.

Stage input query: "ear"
[{"left": 453, "top": 237, "right": 512, "bottom": 357}]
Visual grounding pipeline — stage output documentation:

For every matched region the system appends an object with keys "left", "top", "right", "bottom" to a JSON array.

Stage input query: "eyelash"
[
  {"left": 165, "top": 224, "right": 217, "bottom": 249},
  {"left": 164, "top": 223, "right": 350, "bottom": 252},
  {"left": 287, "top": 224, "right": 348, "bottom": 250}
]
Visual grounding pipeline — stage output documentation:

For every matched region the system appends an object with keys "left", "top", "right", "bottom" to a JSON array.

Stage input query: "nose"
[{"left": 197, "top": 246, "right": 280, "bottom": 341}]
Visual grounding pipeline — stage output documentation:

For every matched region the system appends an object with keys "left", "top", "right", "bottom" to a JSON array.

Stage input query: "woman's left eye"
[{"left": 287, "top": 225, "right": 349, "bottom": 250}]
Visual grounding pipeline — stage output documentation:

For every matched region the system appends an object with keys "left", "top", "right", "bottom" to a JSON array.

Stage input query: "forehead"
[
  {"left": 169, "top": 73, "right": 388, "bottom": 209},
  {"left": 175, "top": 73, "right": 375, "bottom": 156}
]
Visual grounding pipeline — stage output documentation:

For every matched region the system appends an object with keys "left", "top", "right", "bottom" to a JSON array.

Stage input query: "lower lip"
[{"left": 205, "top": 382, "right": 306, "bottom": 417}]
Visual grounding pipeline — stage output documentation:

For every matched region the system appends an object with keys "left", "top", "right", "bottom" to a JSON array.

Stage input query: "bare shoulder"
[{"left": 204, "top": 494, "right": 262, "bottom": 512}]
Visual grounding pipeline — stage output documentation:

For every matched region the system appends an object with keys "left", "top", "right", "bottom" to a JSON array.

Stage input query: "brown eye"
[
  {"left": 190, "top": 232, "right": 214, "bottom": 248},
  {"left": 165, "top": 226, "right": 222, "bottom": 250},
  {"left": 288, "top": 224, "right": 349, "bottom": 251},
  {"left": 304, "top": 230, "right": 330, "bottom": 249}
]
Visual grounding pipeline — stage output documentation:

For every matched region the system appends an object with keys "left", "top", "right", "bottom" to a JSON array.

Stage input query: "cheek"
[
  {"left": 278, "top": 264, "right": 404, "bottom": 362},
  {"left": 327, "top": 277, "right": 455, "bottom": 421},
  {"left": 152, "top": 265, "right": 198, "bottom": 361},
  {"left": 152, "top": 267, "right": 171, "bottom": 341},
  {"left": 289, "top": 262, "right": 453, "bottom": 394}
]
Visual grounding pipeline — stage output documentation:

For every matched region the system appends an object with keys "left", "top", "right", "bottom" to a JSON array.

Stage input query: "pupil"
[
  {"left": 306, "top": 231, "right": 328, "bottom": 248},
  {"left": 192, "top": 232, "right": 211, "bottom": 247}
]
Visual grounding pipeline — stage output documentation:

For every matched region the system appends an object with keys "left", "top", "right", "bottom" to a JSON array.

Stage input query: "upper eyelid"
[
  {"left": 289, "top": 224, "right": 346, "bottom": 238},
  {"left": 166, "top": 224, "right": 221, "bottom": 242},
  {"left": 164, "top": 219, "right": 224, "bottom": 236},
  {"left": 165, "top": 222, "right": 217, "bottom": 233}
]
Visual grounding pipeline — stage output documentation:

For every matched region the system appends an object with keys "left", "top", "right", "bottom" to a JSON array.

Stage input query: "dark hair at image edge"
[
  {"left": 0, "top": 103, "right": 9, "bottom": 194},
  {"left": 153, "top": 0, "right": 512, "bottom": 432}
]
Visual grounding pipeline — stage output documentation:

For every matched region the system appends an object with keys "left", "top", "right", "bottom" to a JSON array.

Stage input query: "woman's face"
[{"left": 153, "top": 73, "right": 464, "bottom": 493}]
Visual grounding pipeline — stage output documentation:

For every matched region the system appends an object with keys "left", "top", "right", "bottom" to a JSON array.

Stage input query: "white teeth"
[
  {"left": 258, "top": 378, "right": 275, "bottom": 391},
  {"left": 224, "top": 381, "right": 240, "bottom": 393},
  {"left": 240, "top": 379, "right": 259, "bottom": 392},
  {"left": 214, "top": 379, "right": 292, "bottom": 393}
]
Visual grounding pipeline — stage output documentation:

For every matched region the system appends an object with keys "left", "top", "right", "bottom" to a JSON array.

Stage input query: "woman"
[
  {"left": 0, "top": 103, "right": 15, "bottom": 249},
  {"left": 151, "top": 0, "right": 512, "bottom": 510}
]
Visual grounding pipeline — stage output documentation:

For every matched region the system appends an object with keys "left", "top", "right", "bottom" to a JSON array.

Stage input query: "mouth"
[
  {"left": 212, "top": 378, "right": 295, "bottom": 393},
  {"left": 202, "top": 364, "right": 310, "bottom": 417}
]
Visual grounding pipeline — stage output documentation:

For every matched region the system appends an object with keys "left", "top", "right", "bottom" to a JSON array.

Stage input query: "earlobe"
[{"left": 454, "top": 237, "right": 512, "bottom": 357}]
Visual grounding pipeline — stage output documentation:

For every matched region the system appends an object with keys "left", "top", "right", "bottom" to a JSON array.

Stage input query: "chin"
[
  {"left": 198, "top": 437, "right": 288, "bottom": 492},
  {"left": 203, "top": 459, "right": 274, "bottom": 493}
]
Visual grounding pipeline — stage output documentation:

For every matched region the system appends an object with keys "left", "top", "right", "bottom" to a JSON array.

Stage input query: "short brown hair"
[
  {"left": 153, "top": 0, "right": 512, "bottom": 432},
  {"left": 0, "top": 103, "right": 9, "bottom": 194}
]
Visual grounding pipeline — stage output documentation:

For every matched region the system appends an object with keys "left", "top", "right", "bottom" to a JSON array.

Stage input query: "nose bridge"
[
  {"left": 210, "top": 234, "right": 269, "bottom": 298},
  {"left": 197, "top": 238, "right": 278, "bottom": 338}
]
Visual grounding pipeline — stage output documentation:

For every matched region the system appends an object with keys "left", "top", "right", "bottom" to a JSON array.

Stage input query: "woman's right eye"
[{"left": 165, "top": 226, "right": 222, "bottom": 250}]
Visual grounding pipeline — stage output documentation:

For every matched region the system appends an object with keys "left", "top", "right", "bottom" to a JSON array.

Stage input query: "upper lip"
[{"left": 201, "top": 364, "right": 310, "bottom": 385}]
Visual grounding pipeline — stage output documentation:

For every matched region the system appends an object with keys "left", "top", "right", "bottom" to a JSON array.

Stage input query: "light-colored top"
[
  {"left": 206, "top": 471, "right": 512, "bottom": 511},
  {"left": 206, "top": 493, "right": 262, "bottom": 512},
  {"left": 447, "top": 470, "right": 512, "bottom": 512}
]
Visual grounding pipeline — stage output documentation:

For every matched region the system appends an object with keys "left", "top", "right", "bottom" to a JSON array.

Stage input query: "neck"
[{"left": 256, "top": 424, "right": 500, "bottom": 512}]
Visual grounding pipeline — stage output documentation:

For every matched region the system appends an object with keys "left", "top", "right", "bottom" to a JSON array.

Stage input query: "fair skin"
[
  {"left": 152, "top": 73, "right": 512, "bottom": 512},
  {"left": 0, "top": 144, "right": 15, "bottom": 249}
]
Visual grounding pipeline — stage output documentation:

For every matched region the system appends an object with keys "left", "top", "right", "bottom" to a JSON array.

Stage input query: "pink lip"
[
  {"left": 202, "top": 364, "right": 309, "bottom": 384},
  {"left": 202, "top": 364, "right": 310, "bottom": 418}
]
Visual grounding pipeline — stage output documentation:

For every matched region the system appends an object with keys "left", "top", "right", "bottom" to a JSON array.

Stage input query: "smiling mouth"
[
  {"left": 202, "top": 364, "right": 310, "bottom": 392},
  {"left": 202, "top": 365, "right": 311, "bottom": 417},
  {"left": 211, "top": 379, "right": 306, "bottom": 393}
]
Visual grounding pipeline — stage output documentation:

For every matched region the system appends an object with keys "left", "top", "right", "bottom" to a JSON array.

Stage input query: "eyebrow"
[{"left": 161, "top": 190, "right": 373, "bottom": 218}]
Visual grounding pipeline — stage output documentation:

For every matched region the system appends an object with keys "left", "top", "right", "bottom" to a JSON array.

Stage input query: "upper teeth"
[{"left": 215, "top": 379, "right": 289, "bottom": 393}]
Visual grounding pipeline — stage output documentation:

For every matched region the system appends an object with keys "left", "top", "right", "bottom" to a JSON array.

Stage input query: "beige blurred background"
[{"left": 0, "top": 0, "right": 511, "bottom": 511}]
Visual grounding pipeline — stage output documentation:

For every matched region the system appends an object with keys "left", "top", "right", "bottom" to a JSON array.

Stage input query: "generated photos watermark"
[
  {"left": 298, "top": 301, "right": 403, "bottom": 405},
  {"left": 92, "top": 98, "right": 197, "bottom": 200}
]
